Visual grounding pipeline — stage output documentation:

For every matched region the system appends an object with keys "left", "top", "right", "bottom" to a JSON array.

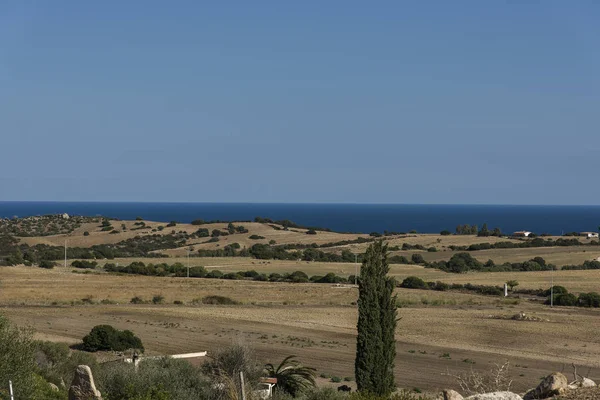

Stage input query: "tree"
[
  {"left": 355, "top": 241, "right": 397, "bottom": 396},
  {"left": 506, "top": 280, "right": 519, "bottom": 291},
  {"left": 479, "top": 223, "right": 490, "bottom": 237},
  {"left": 81, "top": 325, "right": 144, "bottom": 352},
  {"left": 264, "top": 355, "right": 316, "bottom": 397}
]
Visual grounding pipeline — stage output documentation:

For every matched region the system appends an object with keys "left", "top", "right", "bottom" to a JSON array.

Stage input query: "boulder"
[
  {"left": 568, "top": 377, "right": 596, "bottom": 390},
  {"left": 466, "top": 392, "right": 522, "bottom": 400},
  {"left": 68, "top": 365, "right": 102, "bottom": 400},
  {"left": 443, "top": 389, "right": 464, "bottom": 400},
  {"left": 524, "top": 372, "right": 568, "bottom": 399}
]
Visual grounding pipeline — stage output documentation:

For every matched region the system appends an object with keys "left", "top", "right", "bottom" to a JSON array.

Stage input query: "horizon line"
[{"left": 1, "top": 200, "right": 600, "bottom": 207}]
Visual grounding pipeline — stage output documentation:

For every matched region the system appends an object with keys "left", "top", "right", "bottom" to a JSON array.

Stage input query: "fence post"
[
  {"left": 240, "top": 371, "right": 246, "bottom": 400},
  {"left": 9, "top": 380, "right": 14, "bottom": 400}
]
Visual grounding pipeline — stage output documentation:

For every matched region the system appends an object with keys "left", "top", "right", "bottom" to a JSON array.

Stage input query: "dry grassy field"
[
  {"left": 4, "top": 222, "right": 600, "bottom": 393},
  {"left": 3, "top": 265, "right": 600, "bottom": 393}
]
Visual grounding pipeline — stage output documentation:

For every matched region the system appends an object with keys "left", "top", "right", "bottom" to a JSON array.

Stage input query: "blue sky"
[{"left": 1, "top": 1, "right": 598, "bottom": 204}]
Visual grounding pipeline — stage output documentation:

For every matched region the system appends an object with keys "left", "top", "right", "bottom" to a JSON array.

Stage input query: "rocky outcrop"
[
  {"left": 466, "top": 392, "right": 522, "bottom": 400},
  {"left": 443, "top": 389, "right": 464, "bottom": 400},
  {"left": 68, "top": 365, "right": 102, "bottom": 400},
  {"left": 524, "top": 372, "right": 568, "bottom": 399}
]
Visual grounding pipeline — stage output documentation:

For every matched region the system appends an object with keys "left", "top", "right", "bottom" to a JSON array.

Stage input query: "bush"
[
  {"left": 201, "top": 295, "right": 239, "bottom": 305},
  {"left": 548, "top": 293, "right": 578, "bottom": 306},
  {"left": 173, "top": 300, "right": 183, "bottom": 305},
  {"left": 98, "top": 357, "right": 208, "bottom": 399},
  {"left": 72, "top": 260, "right": 98, "bottom": 269},
  {"left": 152, "top": 295, "right": 165, "bottom": 304},
  {"left": 411, "top": 254, "right": 425, "bottom": 264},
  {"left": 39, "top": 260, "right": 56, "bottom": 269},
  {"left": 130, "top": 296, "right": 145, "bottom": 304},
  {"left": 83, "top": 231, "right": 90, "bottom": 236},
  {"left": 306, "top": 229, "right": 317, "bottom": 235},
  {"left": 249, "top": 234, "right": 265, "bottom": 240},
  {"left": 400, "top": 276, "right": 427, "bottom": 289},
  {"left": 542, "top": 285, "right": 568, "bottom": 297},
  {"left": 81, "top": 325, "right": 144, "bottom": 352},
  {"left": 578, "top": 292, "right": 600, "bottom": 308},
  {"left": 440, "top": 230, "right": 451, "bottom": 236},
  {"left": 330, "top": 376, "right": 342, "bottom": 383}
]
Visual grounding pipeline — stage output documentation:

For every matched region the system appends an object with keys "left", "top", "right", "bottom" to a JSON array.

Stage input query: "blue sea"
[{"left": 0, "top": 202, "right": 599, "bottom": 235}]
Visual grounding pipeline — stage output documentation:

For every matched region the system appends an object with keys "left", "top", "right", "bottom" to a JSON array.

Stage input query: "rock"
[
  {"left": 581, "top": 377, "right": 596, "bottom": 388},
  {"left": 466, "top": 392, "right": 522, "bottom": 400},
  {"left": 524, "top": 372, "right": 568, "bottom": 399},
  {"left": 443, "top": 389, "right": 464, "bottom": 400},
  {"left": 49, "top": 383, "right": 59, "bottom": 392},
  {"left": 568, "top": 377, "right": 596, "bottom": 390},
  {"left": 68, "top": 365, "right": 102, "bottom": 400}
]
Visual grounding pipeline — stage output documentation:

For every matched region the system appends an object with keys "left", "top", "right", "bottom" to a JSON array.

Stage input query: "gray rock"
[
  {"left": 466, "top": 392, "right": 522, "bottom": 400},
  {"left": 568, "top": 377, "right": 596, "bottom": 390},
  {"left": 443, "top": 389, "right": 464, "bottom": 400},
  {"left": 68, "top": 365, "right": 102, "bottom": 400},
  {"left": 524, "top": 372, "right": 568, "bottom": 399}
]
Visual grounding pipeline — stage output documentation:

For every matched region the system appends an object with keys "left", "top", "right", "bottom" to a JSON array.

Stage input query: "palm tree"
[{"left": 264, "top": 355, "right": 317, "bottom": 397}]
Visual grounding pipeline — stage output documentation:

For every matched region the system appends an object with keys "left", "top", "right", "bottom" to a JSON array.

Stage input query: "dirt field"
[{"left": 2, "top": 266, "right": 600, "bottom": 393}]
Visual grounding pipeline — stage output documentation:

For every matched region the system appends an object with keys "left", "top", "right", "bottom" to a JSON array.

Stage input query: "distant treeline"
[
  {"left": 103, "top": 261, "right": 353, "bottom": 284},
  {"left": 450, "top": 237, "right": 594, "bottom": 252},
  {"left": 422, "top": 252, "right": 556, "bottom": 273}
]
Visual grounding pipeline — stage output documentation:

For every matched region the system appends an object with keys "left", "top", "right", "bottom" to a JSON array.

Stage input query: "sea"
[{"left": 1, "top": 202, "right": 599, "bottom": 236}]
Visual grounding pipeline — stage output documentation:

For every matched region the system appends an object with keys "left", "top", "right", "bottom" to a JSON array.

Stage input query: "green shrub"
[
  {"left": 547, "top": 293, "right": 578, "bottom": 306},
  {"left": 81, "top": 325, "right": 144, "bottom": 352},
  {"left": 400, "top": 276, "right": 427, "bottom": 289},
  {"left": 249, "top": 234, "right": 265, "bottom": 240},
  {"left": 201, "top": 295, "right": 239, "bottom": 305},
  {"left": 152, "top": 295, "right": 165, "bottom": 304},
  {"left": 83, "top": 231, "right": 90, "bottom": 236},
  {"left": 411, "top": 254, "right": 425, "bottom": 264},
  {"left": 173, "top": 300, "right": 183, "bottom": 305},
  {"left": 72, "top": 260, "right": 98, "bottom": 269},
  {"left": 578, "top": 292, "right": 600, "bottom": 308},
  {"left": 39, "top": 260, "right": 56, "bottom": 269},
  {"left": 130, "top": 296, "right": 145, "bottom": 304},
  {"left": 330, "top": 376, "right": 342, "bottom": 383},
  {"left": 440, "top": 230, "right": 451, "bottom": 236}
]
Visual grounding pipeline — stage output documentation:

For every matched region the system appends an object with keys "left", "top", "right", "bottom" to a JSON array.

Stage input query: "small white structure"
[
  {"left": 62, "top": 213, "right": 70, "bottom": 219},
  {"left": 255, "top": 378, "right": 277, "bottom": 399},
  {"left": 513, "top": 231, "right": 532, "bottom": 237},
  {"left": 580, "top": 232, "right": 599, "bottom": 239},
  {"left": 504, "top": 283, "right": 508, "bottom": 297}
]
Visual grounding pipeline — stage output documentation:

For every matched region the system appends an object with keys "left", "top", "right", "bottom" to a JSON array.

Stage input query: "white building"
[
  {"left": 513, "top": 231, "right": 532, "bottom": 237},
  {"left": 580, "top": 232, "right": 599, "bottom": 239}
]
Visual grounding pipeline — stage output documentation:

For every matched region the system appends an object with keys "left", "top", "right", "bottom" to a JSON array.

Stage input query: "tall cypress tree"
[{"left": 355, "top": 241, "right": 397, "bottom": 396}]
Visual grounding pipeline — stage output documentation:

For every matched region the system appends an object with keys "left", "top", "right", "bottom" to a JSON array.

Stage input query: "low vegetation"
[{"left": 81, "top": 325, "right": 144, "bottom": 352}]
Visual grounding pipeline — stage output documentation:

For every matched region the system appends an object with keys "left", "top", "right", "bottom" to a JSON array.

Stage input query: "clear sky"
[{"left": 1, "top": 1, "right": 598, "bottom": 204}]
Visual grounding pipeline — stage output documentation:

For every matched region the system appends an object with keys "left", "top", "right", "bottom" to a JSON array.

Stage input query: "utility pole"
[
  {"left": 64, "top": 239, "right": 67, "bottom": 269},
  {"left": 187, "top": 249, "right": 190, "bottom": 278},
  {"left": 550, "top": 266, "right": 554, "bottom": 308},
  {"left": 354, "top": 253, "right": 358, "bottom": 286}
]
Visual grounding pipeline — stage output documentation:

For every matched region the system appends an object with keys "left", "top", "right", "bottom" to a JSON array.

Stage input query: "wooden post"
[{"left": 240, "top": 371, "right": 247, "bottom": 400}]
